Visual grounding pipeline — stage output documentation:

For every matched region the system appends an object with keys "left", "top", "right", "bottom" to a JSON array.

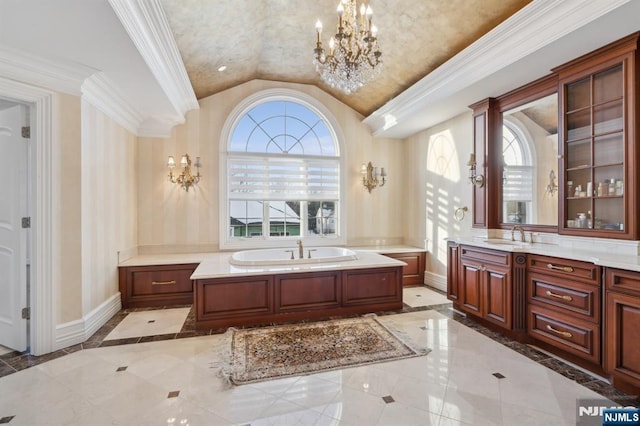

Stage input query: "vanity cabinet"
[
  {"left": 118, "top": 263, "right": 199, "bottom": 308},
  {"left": 554, "top": 32, "right": 640, "bottom": 240},
  {"left": 382, "top": 251, "right": 426, "bottom": 286},
  {"left": 446, "top": 241, "right": 460, "bottom": 302},
  {"left": 526, "top": 254, "right": 602, "bottom": 364},
  {"left": 604, "top": 268, "right": 640, "bottom": 393},
  {"left": 454, "top": 245, "right": 526, "bottom": 332}
]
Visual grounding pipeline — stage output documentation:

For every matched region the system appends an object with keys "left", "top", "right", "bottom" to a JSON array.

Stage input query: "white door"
[{"left": 0, "top": 104, "right": 29, "bottom": 352}]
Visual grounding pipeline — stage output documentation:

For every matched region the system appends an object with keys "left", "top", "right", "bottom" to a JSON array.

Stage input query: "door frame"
[{"left": 0, "top": 77, "right": 55, "bottom": 356}]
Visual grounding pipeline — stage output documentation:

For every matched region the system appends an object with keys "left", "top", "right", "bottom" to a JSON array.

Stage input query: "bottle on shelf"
[{"left": 577, "top": 213, "right": 586, "bottom": 228}]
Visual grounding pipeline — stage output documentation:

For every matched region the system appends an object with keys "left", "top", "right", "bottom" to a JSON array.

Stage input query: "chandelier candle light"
[
  {"left": 314, "top": 0, "right": 382, "bottom": 94},
  {"left": 167, "top": 154, "right": 201, "bottom": 192}
]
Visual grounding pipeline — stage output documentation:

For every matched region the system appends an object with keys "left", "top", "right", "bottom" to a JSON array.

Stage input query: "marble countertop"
[
  {"left": 349, "top": 245, "right": 427, "bottom": 254},
  {"left": 450, "top": 237, "right": 640, "bottom": 273},
  {"left": 118, "top": 245, "right": 425, "bottom": 268},
  {"left": 118, "top": 252, "right": 217, "bottom": 267},
  {"left": 190, "top": 251, "right": 407, "bottom": 280}
]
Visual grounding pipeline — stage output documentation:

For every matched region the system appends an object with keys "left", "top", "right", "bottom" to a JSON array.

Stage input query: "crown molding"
[
  {"left": 137, "top": 116, "right": 182, "bottom": 138},
  {"left": 82, "top": 73, "right": 181, "bottom": 138},
  {"left": 82, "top": 73, "right": 143, "bottom": 135},
  {"left": 0, "top": 45, "right": 97, "bottom": 95},
  {"left": 108, "top": 0, "right": 199, "bottom": 120},
  {"left": 364, "top": 0, "right": 632, "bottom": 137}
]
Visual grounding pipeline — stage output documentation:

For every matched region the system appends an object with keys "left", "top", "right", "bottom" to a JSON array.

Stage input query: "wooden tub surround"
[
  {"left": 118, "top": 248, "right": 421, "bottom": 330},
  {"left": 191, "top": 251, "right": 405, "bottom": 330}
]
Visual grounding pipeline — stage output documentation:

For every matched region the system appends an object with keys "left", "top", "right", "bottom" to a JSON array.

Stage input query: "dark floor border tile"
[
  {"left": 1, "top": 284, "right": 638, "bottom": 409},
  {"left": 449, "top": 311, "right": 640, "bottom": 408}
]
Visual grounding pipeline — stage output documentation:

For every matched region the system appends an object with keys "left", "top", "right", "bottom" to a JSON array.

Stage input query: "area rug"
[{"left": 224, "top": 316, "right": 430, "bottom": 385}]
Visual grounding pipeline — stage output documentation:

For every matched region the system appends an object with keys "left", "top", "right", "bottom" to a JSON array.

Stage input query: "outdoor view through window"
[{"left": 227, "top": 100, "right": 340, "bottom": 240}]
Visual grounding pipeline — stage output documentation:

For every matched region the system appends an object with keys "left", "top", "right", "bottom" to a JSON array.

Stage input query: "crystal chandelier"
[{"left": 313, "top": 0, "right": 382, "bottom": 94}]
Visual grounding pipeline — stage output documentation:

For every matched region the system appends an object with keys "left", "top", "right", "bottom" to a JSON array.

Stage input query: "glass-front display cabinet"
[{"left": 554, "top": 33, "right": 639, "bottom": 239}]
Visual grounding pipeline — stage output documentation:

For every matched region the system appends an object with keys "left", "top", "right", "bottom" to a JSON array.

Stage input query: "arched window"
[
  {"left": 502, "top": 121, "right": 534, "bottom": 224},
  {"left": 221, "top": 92, "right": 343, "bottom": 249}
]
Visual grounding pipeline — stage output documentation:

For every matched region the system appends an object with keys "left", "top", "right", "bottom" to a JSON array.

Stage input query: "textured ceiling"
[{"left": 160, "top": 0, "right": 532, "bottom": 116}]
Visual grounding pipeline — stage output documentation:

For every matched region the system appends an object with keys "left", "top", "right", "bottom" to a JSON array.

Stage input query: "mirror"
[{"left": 501, "top": 93, "right": 558, "bottom": 227}]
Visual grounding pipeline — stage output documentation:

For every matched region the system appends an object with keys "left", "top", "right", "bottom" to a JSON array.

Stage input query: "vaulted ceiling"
[
  {"left": 160, "top": 0, "right": 532, "bottom": 117},
  {"left": 2, "top": 1, "right": 640, "bottom": 138}
]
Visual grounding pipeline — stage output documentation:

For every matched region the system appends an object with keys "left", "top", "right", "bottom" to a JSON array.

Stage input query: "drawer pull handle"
[
  {"left": 545, "top": 290, "right": 573, "bottom": 302},
  {"left": 546, "top": 263, "right": 574, "bottom": 273},
  {"left": 546, "top": 325, "right": 572, "bottom": 338},
  {"left": 152, "top": 280, "right": 177, "bottom": 286}
]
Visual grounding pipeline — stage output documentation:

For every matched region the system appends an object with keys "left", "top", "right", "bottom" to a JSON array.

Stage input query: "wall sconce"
[
  {"left": 167, "top": 153, "right": 201, "bottom": 192},
  {"left": 361, "top": 161, "right": 386, "bottom": 193},
  {"left": 467, "top": 153, "right": 484, "bottom": 187},
  {"left": 545, "top": 170, "right": 558, "bottom": 196}
]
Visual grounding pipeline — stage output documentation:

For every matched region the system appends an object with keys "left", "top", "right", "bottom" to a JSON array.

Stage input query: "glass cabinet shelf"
[{"left": 555, "top": 36, "right": 637, "bottom": 239}]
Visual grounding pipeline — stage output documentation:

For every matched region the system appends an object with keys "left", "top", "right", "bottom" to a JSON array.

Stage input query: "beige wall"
[
  {"left": 535, "top": 133, "right": 559, "bottom": 225},
  {"left": 56, "top": 93, "right": 82, "bottom": 323},
  {"left": 78, "top": 100, "right": 137, "bottom": 318},
  {"left": 403, "top": 112, "right": 474, "bottom": 278},
  {"left": 137, "top": 79, "right": 404, "bottom": 251},
  {"left": 54, "top": 95, "right": 137, "bottom": 323}
]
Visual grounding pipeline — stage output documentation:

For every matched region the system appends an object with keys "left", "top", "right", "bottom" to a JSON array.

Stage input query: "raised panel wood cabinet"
[
  {"left": 446, "top": 241, "right": 460, "bottom": 302},
  {"left": 605, "top": 268, "right": 640, "bottom": 394},
  {"left": 194, "top": 266, "right": 403, "bottom": 330},
  {"left": 451, "top": 245, "right": 526, "bottom": 333},
  {"left": 118, "top": 263, "right": 199, "bottom": 308},
  {"left": 382, "top": 251, "right": 426, "bottom": 286},
  {"left": 527, "top": 254, "right": 602, "bottom": 365},
  {"left": 554, "top": 32, "right": 640, "bottom": 240}
]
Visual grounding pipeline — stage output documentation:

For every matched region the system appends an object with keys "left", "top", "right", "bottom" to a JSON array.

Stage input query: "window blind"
[
  {"left": 228, "top": 154, "right": 340, "bottom": 201},
  {"left": 503, "top": 165, "right": 534, "bottom": 201}
]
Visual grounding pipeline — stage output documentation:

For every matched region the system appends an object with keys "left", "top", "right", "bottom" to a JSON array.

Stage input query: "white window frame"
[
  {"left": 502, "top": 118, "right": 537, "bottom": 223},
  {"left": 219, "top": 88, "right": 347, "bottom": 250}
]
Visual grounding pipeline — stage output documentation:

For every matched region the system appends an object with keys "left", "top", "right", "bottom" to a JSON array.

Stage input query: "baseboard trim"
[
  {"left": 424, "top": 271, "right": 446, "bottom": 292},
  {"left": 54, "top": 293, "right": 122, "bottom": 351}
]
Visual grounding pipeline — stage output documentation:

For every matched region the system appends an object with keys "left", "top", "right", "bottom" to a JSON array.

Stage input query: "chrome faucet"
[
  {"left": 511, "top": 225, "right": 525, "bottom": 242},
  {"left": 297, "top": 240, "right": 303, "bottom": 259}
]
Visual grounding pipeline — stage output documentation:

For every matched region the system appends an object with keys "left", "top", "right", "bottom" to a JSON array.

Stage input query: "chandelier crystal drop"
[{"left": 313, "top": 0, "right": 382, "bottom": 94}]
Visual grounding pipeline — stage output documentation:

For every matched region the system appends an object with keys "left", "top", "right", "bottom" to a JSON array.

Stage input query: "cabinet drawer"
[
  {"left": 605, "top": 268, "right": 640, "bottom": 297},
  {"left": 460, "top": 245, "right": 510, "bottom": 266},
  {"left": 528, "top": 305, "right": 600, "bottom": 364},
  {"left": 130, "top": 267, "right": 194, "bottom": 296},
  {"left": 528, "top": 273, "right": 600, "bottom": 322},
  {"left": 528, "top": 254, "right": 600, "bottom": 285}
]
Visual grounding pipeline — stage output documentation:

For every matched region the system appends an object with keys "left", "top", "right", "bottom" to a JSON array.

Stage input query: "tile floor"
[{"left": 0, "top": 286, "right": 637, "bottom": 425}]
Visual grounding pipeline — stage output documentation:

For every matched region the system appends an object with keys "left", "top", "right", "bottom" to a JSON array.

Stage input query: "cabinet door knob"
[
  {"left": 546, "top": 263, "right": 574, "bottom": 273},
  {"left": 152, "top": 280, "right": 177, "bottom": 286},
  {"left": 546, "top": 324, "right": 573, "bottom": 338},
  {"left": 545, "top": 290, "right": 573, "bottom": 302}
]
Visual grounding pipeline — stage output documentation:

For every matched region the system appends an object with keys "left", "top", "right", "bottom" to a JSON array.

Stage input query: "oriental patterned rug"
[{"left": 223, "top": 316, "right": 430, "bottom": 385}]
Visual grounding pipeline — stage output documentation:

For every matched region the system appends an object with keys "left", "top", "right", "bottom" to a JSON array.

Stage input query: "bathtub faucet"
[{"left": 297, "top": 240, "right": 303, "bottom": 259}]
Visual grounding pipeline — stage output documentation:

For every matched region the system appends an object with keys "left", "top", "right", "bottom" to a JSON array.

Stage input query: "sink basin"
[
  {"left": 482, "top": 239, "right": 531, "bottom": 248},
  {"left": 483, "top": 239, "right": 515, "bottom": 245}
]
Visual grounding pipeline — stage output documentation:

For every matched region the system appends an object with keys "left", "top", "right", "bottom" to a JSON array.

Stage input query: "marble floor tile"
[
  {"left": 0, "top": 286, "right": 637, "bottom": 425},
  {"left": 403, "top": 285, "right": 449, "bottom": 307},
  {"left": 104, "top": 307, "right": 191, "bottom": 340}
]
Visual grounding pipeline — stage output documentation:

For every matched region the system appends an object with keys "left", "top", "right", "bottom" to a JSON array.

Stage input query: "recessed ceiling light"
[{"left": 218, "top": 65, "right": 227, "bottom": 72}]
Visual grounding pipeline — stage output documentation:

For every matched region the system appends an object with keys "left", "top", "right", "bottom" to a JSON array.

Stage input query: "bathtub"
[{"left": 229, "top": 246, "right": 358, "bottom": 266}]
